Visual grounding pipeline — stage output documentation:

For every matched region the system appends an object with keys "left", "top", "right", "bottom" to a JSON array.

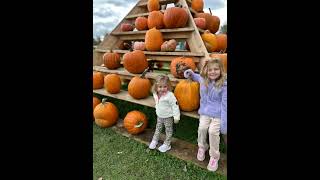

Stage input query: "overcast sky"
[{"left": 93, "top": 0, "right": 227, "bottom": 39}]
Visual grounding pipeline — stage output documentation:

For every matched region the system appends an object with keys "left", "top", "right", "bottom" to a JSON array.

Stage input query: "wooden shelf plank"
[
  {"left": 111, "top": 50, "right": 204, "bottom": 57},
  {"left": 138, "top": 0, "right": 177, "bottom": 7},
  {"left": 111, "top": 27, "right": 195, "bottom": 35},
  {"left": 125, "top": 10, "right": 165, "bottom": 19},
  {"left": 93, "top": 88, "right": 200, "bottom": 119}
]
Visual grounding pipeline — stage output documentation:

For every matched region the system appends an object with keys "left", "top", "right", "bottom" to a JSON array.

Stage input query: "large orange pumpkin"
[
  {"left": 170, "top": 57, "right": 197, "bottom": 78},
  {"left": 104, "top": 74, "right": 121, "bottom": 94},
  {"left": 93, "top": 96, "right": 101, "bottom": 120},
  {"left": 201, "top": 30, "right": 218, "bottom": 52},
  {"left": 145, "top": 27, "right": 163, "bottom": 51},
  {"left": 124, "top": 110, "right": 148, "bottom": 134},
  {"left": 147, "top": 0, "right": 160, "bottom": 12},
  {"left": 215, "top": 34, "right": 227, "bottom": 52},
  {"left": 93, "top": 71, "right": 104, "bottom": 89},
  {"left": 128, "top": 69, "right": 151, "bottom": 99},
  {"left": 174, "top": 80, "right": 200, "bottom": 112},
  {"left": 94, "top": 98, "right": 119, "bottom": 128},
  {"left": 195, "top": 13, "right": 220, "bottom": 34},
  {"left": 102, "top": 52, "right": 120, "bottom": 70},
  {"left": 147, "top": 11, "right": 164, "bottom": 29},
  {"left": 191, "top": 0, "right": 204, "bottom": 12},
  {"left": 163, "top": 7, "right": 189, "bottom": 28},
  {"left": 135, "top": 17, "right": 148, "bottom": 31},
  {"left": 210, "top": 53, "right": 227, "bottom": 73},
  {"left": 123, "top": 50, "right": 148, "bottom": 74}
]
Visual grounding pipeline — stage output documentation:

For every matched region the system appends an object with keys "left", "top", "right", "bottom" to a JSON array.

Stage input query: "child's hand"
[{"left": 174, "top": 118, "right": 179, "bottom": 124}]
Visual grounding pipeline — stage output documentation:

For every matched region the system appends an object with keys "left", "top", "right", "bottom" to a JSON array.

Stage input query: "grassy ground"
[{"left": 93, "top": 124, "right": 226, "bottom": 180}]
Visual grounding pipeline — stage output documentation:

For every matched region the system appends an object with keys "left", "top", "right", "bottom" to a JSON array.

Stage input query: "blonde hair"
[
  {"left": 200, "top": 58, "right": 227, "bottom": 91},
  {"left": 152, "top": 74, "right": 172, "bottom": 93}
]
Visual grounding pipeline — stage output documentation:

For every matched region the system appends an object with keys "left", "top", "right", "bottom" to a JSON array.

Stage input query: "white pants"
[{"left": 198, "top": 115, "right": 221, "bottom": 159}]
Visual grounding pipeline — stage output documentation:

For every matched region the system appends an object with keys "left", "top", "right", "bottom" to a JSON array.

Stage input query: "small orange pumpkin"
[
  {"left": 147, "top": 0, "right": 160, "bottom": 12},
  {"left": 191, "top": 0, "right": 204, "bottom": 12},
  {"left": 210, "top": 53, "right": 227, "bottom": 73},
  {"left": 145, "top": 27, "right": 163, "bottom": 51},
  {"left": 93, "top": 97, "right": 101, "bottom": 120},
  {"left": 123, "top": 50, "right": 148, "bottom": 74},
  {"left": 135, "top": 17, "right": 148, "bottom": 31},
  {"left": 93, "top": 71, "right": 104, "bottom": 89},
  {"left": 124, "top": 110, "right": 148, "bottom": 134},
  {"left": 201, "top": 30, "right": 218, "bottom": 52},
  {"left": 147, "top": 11, "right": 164, "bottom": 29},
  {"left": 174, "top": 80, "right": 200, "bottom": 112},
  {"left": 170, "top": 57, "right": 197, "bottom": 78},
  {"left": 104, "top": 74, "right": 121, "bottom": 94},
  {"left": 94, "top": 98, "right": 119, "bottom": 128},
  {"left": 215, "top": 33, "right": 227, "bottom": 52},
  {"left": 102, "top": 52, "right": 120, "bottom": 70},
  {"left": 128, "top": 69, "right": 151, "bottom": 99}
]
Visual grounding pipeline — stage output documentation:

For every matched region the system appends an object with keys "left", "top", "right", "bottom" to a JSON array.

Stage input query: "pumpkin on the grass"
[
  {"left": 104, "top": 74, "right": 121, "bottom": 94},
  {"left": 128, "top": 68, "right": 151, "bottom": 99},
  {"left": 123, "top": 50, "right": 148, "bottom": 74},
  {"left": 174, "top": 80, "right": 200, "bottom": 112},
  {"left": 94, "top": 98, "right": 119, "bottom": 128},
  {"left": 102, "top": 52, "right": 120, "bottom": 70},
  {"left": 170, "top": 57, "right": 196, "bottom": 78},
  {"left": 93, "top": 97, "right": 101, "bottom": 120},
  {"left": 93, "top": 71, "right": 104, "bottom": 89},
  {"left": 124, "top": 110, "right": 148, "bottom": 134}
]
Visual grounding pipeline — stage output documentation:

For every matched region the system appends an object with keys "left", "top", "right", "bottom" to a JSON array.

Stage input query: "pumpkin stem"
[
  {"left": 102, "top": 98, "right": 108, "bottom": 104},
  {"left": 209, "top": 8, "right": 212, "bottom": 15},
  {"left": 140, "top": 67, "right": 149, "bottom": 78},
  {"left": 134, "top": 121, "right": 144, "bottom": 128}
]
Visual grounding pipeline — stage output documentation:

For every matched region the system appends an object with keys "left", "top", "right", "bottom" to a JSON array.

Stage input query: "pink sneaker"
[
  {"left": 197, "top": 147, "right": 205, "bottom": 161},
  {"left": 207, "top": 157, "right": 218, "bottom": 172}
]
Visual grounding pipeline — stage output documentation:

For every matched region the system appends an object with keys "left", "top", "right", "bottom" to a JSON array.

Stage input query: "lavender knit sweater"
[{"left": 184, "top": 69, "right": 227, "bottom": 134}]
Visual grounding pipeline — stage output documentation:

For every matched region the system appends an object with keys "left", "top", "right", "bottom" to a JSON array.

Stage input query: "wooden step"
[
  {"left": 111, "top": 31, "right": 192, "bottom": 41},
  {"left": 111, "top": 27, "right": 195, "bottom": 36},
  {"left": 108, "top": 120, "right": 227, "bottom": 176},
  {"left": 125, "top": 10, "right": 165, "bottom": 19},
  {"left": 99, "top": 50, "right": 204, "bottom": 57},
  {"left": 138, "top": 0, "right": 177, "bottom": 7},
  {"left": 93, "top": 88, "right": 200, "bottom": 119}
]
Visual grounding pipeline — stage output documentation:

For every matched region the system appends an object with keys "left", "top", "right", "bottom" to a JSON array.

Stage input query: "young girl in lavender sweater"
[{"left": 184, "top": 58, "right": 227, "bottom": 172}]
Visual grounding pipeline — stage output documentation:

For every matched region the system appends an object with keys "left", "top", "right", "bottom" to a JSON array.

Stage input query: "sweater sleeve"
[
  {"left": 183, "top": 69, "right": 201, "bottom": 82},
  {"left": 220, "top": 81, "right": 227, "bottom": 134},
  {"left": 169, "top": 93, "right": 180, "bottom": 120}
]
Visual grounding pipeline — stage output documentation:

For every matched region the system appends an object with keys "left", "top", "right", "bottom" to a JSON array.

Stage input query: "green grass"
[{"left": 93, "top": 124, "right": 226, "bottom": 180}]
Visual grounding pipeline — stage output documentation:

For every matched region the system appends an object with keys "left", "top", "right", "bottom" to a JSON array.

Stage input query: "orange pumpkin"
[
  {"left": 135, "top": 17, "right": 148, "bottom": 31},
  {"left": 201, "top": 30, "right": 218, "bottom": 52},
  {"left": 104, "top": 74, "right": 121, "bottom": 94},
  {"left": 163, "top": 7, "right": 189, "bottom": 28},
  {"left": 124, "top": 110, "right": 148, "bottom": 134},
  {"left": 195, "top": 13, "right": 220, "bottom": 34},
  {"left": 94, "top": 98, "right": 119, "bottom": 128},
  {"left": 215, "top": 33, "right": 227, "bottom": 52},
  {"left": 123, "top": 50, "right": 148, "bottom": 74},
  {"left": 147, "top": 11, "right": 164, "bottom": 29},
  {"left": 93, "top": 97, "right": 101, "bottom": 120},
  {"left": 93, "top": 71, "right": 104, "bottom": 89},
  {"left": 210, "top": 53, "right": 227, "bottom": 73},
  {"left": 102, "top": 52, "right": 120, "bottom": 70},
  {"left": 147, "top": 0, "right": 160, "bottom": 12},
  {"left": 174, "top": 80, "right": 200, "bottom": 111},
  {"left": 128, "top": 69, "right": 151, "bottom": 99},
  {"left": 170, "top": 57, "right": 197, "bottom": 78},
  {"left": 191, "top": 0, "right": 204, "bottom": 12},
  {"left": 145, "top": 27, "right": 163, "bottom": 51}
]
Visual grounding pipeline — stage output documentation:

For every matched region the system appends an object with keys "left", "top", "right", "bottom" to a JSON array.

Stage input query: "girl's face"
[
  {"left": 208, "top": 63, "right": 221, "bottom": 81},
  {"left": 157, "top": 83, "right": 168, "bottom": 95}
]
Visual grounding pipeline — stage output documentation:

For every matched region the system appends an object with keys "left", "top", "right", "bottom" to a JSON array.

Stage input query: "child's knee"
[{"left": 208, "top": 127, "right": 220, "bottom": 136}]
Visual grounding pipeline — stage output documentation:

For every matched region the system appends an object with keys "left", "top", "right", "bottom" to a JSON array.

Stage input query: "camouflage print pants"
[{"left": 152, "top": 116, "right": 173, "bottom": 146}]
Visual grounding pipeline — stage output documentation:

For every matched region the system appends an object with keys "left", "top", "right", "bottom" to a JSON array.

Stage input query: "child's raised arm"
[{"left": 183, "top": 69, "right": 201, "bottom": 82}]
